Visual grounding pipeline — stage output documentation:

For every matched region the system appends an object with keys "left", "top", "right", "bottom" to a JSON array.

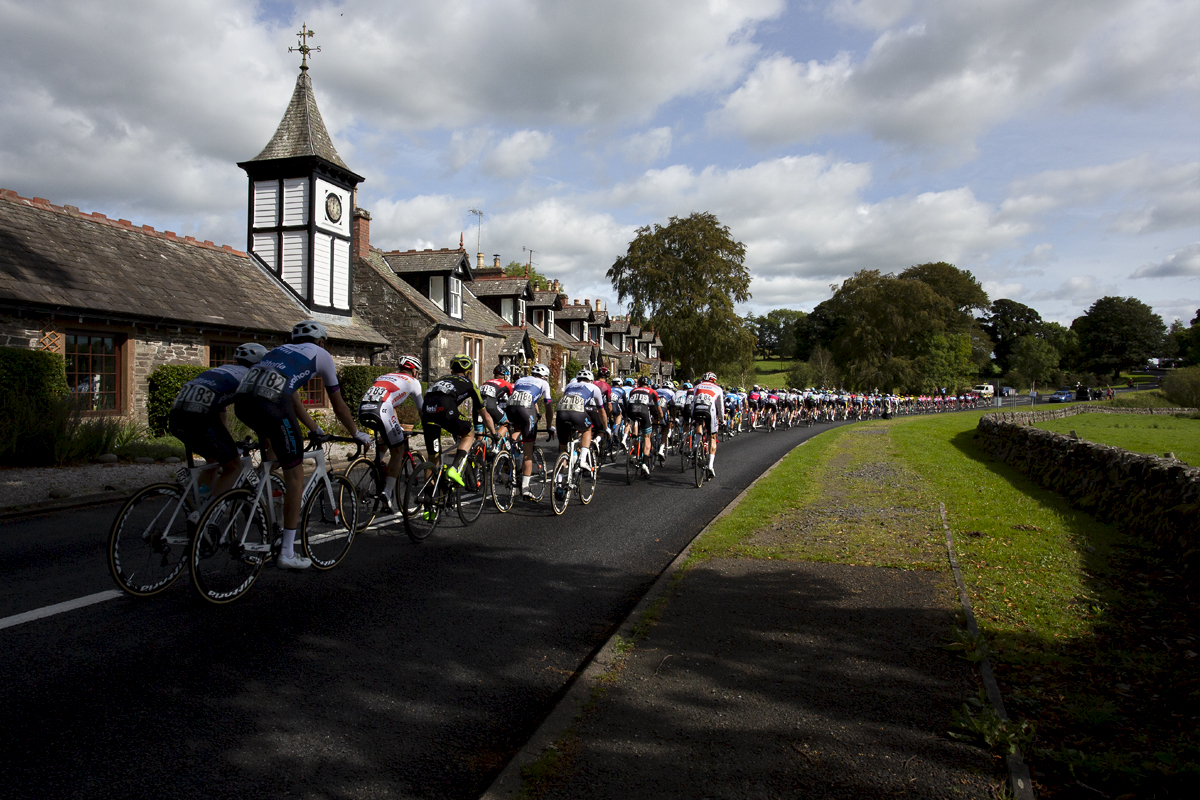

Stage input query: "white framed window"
[
  {"left": 547, "top": 310, "right": 554, "bottom": 338},
  {"left": 449, "top": 275, "right": 462, "bottom": 319},
  {"left": 519, "top": 299, "right": 526, "bottom": 326},
  {"left": 534, "top": 309, "right": 544, "bottom": 328},
  {"left": 501, "top": 298, "right": 514, "bottom": 324},
  {"left": 429, "top": 275, "right": 445, "bottom": 309},
  {"left": 572, "top": 321, "right": 582, "bottom": 339}
]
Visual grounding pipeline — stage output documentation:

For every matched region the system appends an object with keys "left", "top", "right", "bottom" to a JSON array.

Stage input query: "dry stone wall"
[{"left": 975, "top": 406, "right": 1200, "bottom": 571}]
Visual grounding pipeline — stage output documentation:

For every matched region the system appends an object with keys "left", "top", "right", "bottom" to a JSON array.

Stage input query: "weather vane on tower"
[{"left": 289, "top": 23, "right": 320, "bottom": 70}]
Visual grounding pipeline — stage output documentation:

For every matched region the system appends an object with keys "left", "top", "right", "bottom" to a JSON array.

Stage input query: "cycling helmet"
[
  {"left": 637, "top": 375, "right": 650, "bottom": 387},
  {"left": 531, "top": 363, "right": 550, "bottom": 379},
  {"left": 494, "top": 364, "right": 509, "bottom": 377},
  {"left": 624, "top": 378, "right": 635, "bottom": 387},
  {"left": 291, "top": 319, "right": 328, "bottom": 342},
  {"left": 662, "top": 379, "right": 674, "bottom": 390},
  {"left": 233, "top": 343, "right": 268, "bottom": 366},
  {"left": 576, "top": 369, "right": 594, "bottom": 382},
  {"left": 752, "top": 384, "right": 761, "bottom": 391},
  {"left": 450, "top": 354, "right": 473, "bottom": 373},
  {"left": 597, "top": 366, "right": 610, "bottom": 378},
  {"left": 397, "top": 354, "right": 422, "bottom": 374},
  {"left": 703, "top": 372, "right": 717, "bottom": 383},
  {"left": 683, "top": 382, "right": 692, "bottom": 390}
]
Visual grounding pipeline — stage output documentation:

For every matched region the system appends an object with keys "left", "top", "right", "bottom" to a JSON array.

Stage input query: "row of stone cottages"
[{"left": 0, "top": 65, "right": 672, "bottom": 422}]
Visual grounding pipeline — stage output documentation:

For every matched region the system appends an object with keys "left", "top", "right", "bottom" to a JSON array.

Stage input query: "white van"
[{"left": 974, "top": 384, "right": 995, "bottom": 397}]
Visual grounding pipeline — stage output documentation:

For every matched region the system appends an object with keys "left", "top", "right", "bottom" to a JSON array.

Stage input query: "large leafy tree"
[
  {"left": 1071, "top": 296, "right": 1166, "bottom": 377},
  {"left": 1010, "top": 335, "right": 1060, "bottom": 386},
  {"left": 983, "top": 298, "right": 1043, "bottom": 373},
  {"left": 752, "top": 308, "right": 806, "bottom": 360},
  {"left": 899, "top": 262, "right": 990, "bottom": 322},
  {"left": 608, "top": 212, "right": 752, "bottom": 377}
]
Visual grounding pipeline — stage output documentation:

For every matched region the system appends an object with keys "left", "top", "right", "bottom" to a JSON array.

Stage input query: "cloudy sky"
[{"left": 1, "top": 0, "right": 1197, "bottom": 325}]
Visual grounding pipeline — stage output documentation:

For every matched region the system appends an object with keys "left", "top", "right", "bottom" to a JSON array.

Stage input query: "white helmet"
[
  {"left": 234, "top": 343, "right": 268, "bottom": 366},
  {"left": 576, "top": 369, "right": 594, "bottom": 382},
  {"left": 291, "top": 320, "right": 328, "bottom": 342},
  {"left": 531, "top": 363, "right": 550, "bottom": 379},
  {"left": 703, "top": 371, "right": 717, "bottom": 383}
]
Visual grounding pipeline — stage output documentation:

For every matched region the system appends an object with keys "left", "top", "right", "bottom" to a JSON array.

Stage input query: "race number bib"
[
  {"left": 657, "top": 395, "right": 670, "bottom": 408},
  {"left": 429, "top": 380, "right": 456, "bottom": 395},
  {"left": 631, "top": 393, "right": 648, "bottom": 406},
  {"left": 480, "top": 383, "right": 498, "bottom": 398},
  {"left": 363, "top": 385, "right": 389, "bottom": 403},
  {"left": 509, "top": 390, "right": 534, "bottom": 408},
  {"left": 694, "top": 393, "right": 713, "bottom": 407},
  {"left": 559, "top": 394, "right": 586, "bottom": 413},
  {"left": 172, "top": 383, "right": 217, "bottom": 414},
  {"left": 238, "top": 367, "right": 287, "bottom": 403}
]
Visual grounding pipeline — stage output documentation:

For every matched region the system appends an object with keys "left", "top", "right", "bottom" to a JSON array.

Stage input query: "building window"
[
  {"left": 571, "top": 321, "right": 582, "bottom": 340},
  {"left": 299, "top": 376, "right": 326, "bottom": 407},
  {"left": 65, "top": 332, "right": 121, "bottom": 411},
  {"left": 429, "top": 275, "right": 445, "bottom": 309},
  {"left": 449, "top": 275, "right": 463, "bottom": 319},
  {"left": 501, "top": 298, "right": 514, "bottom": 324},
  {"left": 547, "top": 310, "right": 554, "bottom": 338},
  {"left": 519, "top": 298, "right": 526, "bottom": 326},
  {"left": 462, "top": 335, "right": 483, "bottom": 384},
  {"left": 208, "top": 341, "right": 243, "bottom": 367},
  {"left": 534, "top": 309, "right": 544, "bottom": 328}
]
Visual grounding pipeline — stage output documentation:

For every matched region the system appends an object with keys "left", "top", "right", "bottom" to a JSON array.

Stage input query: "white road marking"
[{"left": 0, "top": 590, "right": 122, "bottom": 631}]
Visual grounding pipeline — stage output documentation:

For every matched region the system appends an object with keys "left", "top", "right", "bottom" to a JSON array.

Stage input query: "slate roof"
[
  {"left": 0, "top": 190, "right": 386, "bottom": 346},
  {"left": 498, "top": 328, "right": 531, "bottom": 357},
  {"left": 382, "top": 248, "right": 473, "bottom": 278},
  {"left": 557, "top": 303, "right": 595, "bottom": 321},
  {"left": 606, "top": 318, "right": 629, "bottom": 334},
  {"left": 244, "top": 69, "right": 350, "bottom": 170},
  {"left": 470, "top": 277, "right": 533, "bottom": 299},
  {"left": 529, "top": 290, "right": 564, "bottom": 310},
  {"left": 593, "top": 310, "right": 609, "bottom": 326}
]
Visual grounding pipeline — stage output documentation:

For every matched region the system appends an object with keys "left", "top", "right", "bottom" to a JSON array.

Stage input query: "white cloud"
[
  {"left": 482, "top": 130, "right": 555, "bottom": 178},
  {"left": 983, "top": 281, "right": 1026, "bottom": 300},
  {"left": 711, "top": 0, "right": 1199, "bottom": 150},
  {"left": 1131, "top": 242, "right": 1200, "bottom": 278},
  {"left": 1028, "top": 275, "right": 1120, "bottom": 305},
  {"left": 444, "top": 129, "right": 493, "bottom": 174},
  {"left": 620, "top": 127, "right": 673, "bottom": 166},
  {"left": 367, "top": 194, "right": 475, "bottom": 251},
  {"left": 827, "top": 0, "right": 915, "bottom": 30}
]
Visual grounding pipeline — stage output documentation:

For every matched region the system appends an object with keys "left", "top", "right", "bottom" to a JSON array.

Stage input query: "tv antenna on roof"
[
  {"left": 468, "top": 208, "right": 484, "bottom": 252},
  {"left": 522, "top": 245, "right": 537, "bottom": 268}
]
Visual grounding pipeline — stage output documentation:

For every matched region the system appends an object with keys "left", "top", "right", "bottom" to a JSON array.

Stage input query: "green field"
[
  {"left": 1033, "top": 412, "right": 1198, "bottom": 465},
  {"left": 684, "top": 411, "right": 1196, "bottom": 794},
  {"left": 752, "top": 358, "right": 797, "bottom": 389}
]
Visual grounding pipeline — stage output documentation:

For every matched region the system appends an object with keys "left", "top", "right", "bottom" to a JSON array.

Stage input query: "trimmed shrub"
[
  {"left": 338, "top": 365, "right": 392, "bottom": 409},
  {"left": 1162, "top": 366, "right": 1200, "bottom": 409},
  {"left": 0, "top": 347, "right": 68, "bottom": 404},
  {"left": 147, "top": 364, "right": 207, "bottom": 437}
]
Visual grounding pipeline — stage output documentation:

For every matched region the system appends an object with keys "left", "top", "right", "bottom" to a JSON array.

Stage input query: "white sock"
[
  {"left": 281, "top": 528, "right": 296, "bottom": 558},
  {"left": 580, "top": 448, "right": 591, "bottom": 469},
  {"left": 708, "top": 453, "right": 715, "bottom": 469},
  {"left": 521, "top": 475, "right": 530, "bottom": 491},
  {"left": 384, "top": 476, "right": 397, "bottom": 496}
]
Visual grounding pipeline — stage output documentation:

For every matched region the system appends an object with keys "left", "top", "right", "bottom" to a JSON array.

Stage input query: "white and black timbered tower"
[{"left": 238, "top": 33, "right": 362, "bottom": 317}]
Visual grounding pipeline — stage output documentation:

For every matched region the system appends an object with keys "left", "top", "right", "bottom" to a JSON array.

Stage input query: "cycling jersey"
[
  {"left": 625, "top": 386, "right": 658, "bottom": 431},
  {"left": 691, "top": 381, "right": 724, "bottom": 432},
  {"left": 608, "top": 384, "right": 626, "bottom": 413},
  {"left": 173, "top": 364, "right": 247, "bottom": 416},
  {"left": 556, "top": 380, "right": 605, "bottom": 444},
  {"left": 421, "top": 374, "right": 485, "bottom": 454},
  {"left": 237, "top": 342, "right": 341, "bottom": 403},
  {"left": 359, "top": 372, "right": 423, "bottom": 448},
  {"left": 480, "top": 377, "right": 514, "bottom": 425},
  {"left": 169, "top": 363, "right": 249, "bottom": 465},
  {"left": 508, "top": 375, "right": 553, "bottom": 443}
]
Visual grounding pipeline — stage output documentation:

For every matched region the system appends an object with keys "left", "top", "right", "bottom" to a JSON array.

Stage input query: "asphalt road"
[{"left": 0, "top": 421, "right": 847, "bottom": 800}]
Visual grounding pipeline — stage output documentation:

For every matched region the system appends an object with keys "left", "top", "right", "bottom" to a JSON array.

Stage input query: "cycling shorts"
[
  {"left": 168, "top": 408, "right": 238, "bottom": 466},
  {"left": 358, "top": 400, "right": 407, "bottom": 448},
  {"left": 508, "top": 405, "right": 540, "bottom": 444},
  {"left": 693, "top": 405, "right": 718, "bottom": 435},
  {"left": 555, "top": 409, "right": 591, "bottom": 445},
  {"left": 233, "top": 395, "right": 305, "bottom": 471},
  {"left": 626, "top": 407, "right": 653, "bottom": 433},
  {"left": 421, "top": 395, "right": 473, "bottom": 456},
  {"left": 484, "top": 400, "right": 508, "bottom": 427},
  {"left": 586, "top": 408, "right": 605, "bottom": 433}
]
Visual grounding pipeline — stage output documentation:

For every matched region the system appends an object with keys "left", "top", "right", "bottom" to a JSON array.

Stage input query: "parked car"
[
  {"left": 1047, "top": 389, "right": 1074, "bottom": 403},
  {"left": 1000, "top": 386, "right": 1015, "bottom": 397}
]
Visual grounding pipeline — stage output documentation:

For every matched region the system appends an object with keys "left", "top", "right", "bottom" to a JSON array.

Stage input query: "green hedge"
[
  {"left": 147, "top": 364, "right": 207, "bottom": 437},
  {"left": 338, "top": 364, "right": 420, "bottom": 427},
  {"left": 0, "top": 347, "right": 68, "bottom": 404},
  {"left": 1162, "top": 366, "right": 1200, "bottom": 409}
]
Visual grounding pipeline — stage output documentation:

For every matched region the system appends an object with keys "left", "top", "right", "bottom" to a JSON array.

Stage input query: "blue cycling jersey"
[{"left": 173, "top": 364, "right": 248, "bottom": 415}]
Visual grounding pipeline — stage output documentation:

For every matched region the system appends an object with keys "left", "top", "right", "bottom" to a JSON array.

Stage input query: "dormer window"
[
  {"left": 449, "top": 275, "right": 462, "bottom": 319},
  {"left": 429, "top": 275, "right": 444, "bottom": 307},
  {"left": 571, "top": 321, "right": 582, "bottom": 340},
  {"left": 547, "top": 309, "right": 554, "bottom": 338},
  {"left": 519, "top": 298, "right": 526, "bottom": 326}
]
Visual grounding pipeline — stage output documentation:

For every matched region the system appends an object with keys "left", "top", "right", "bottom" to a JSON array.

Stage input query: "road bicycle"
[
  {"left": 342, "top": 429, "right": 424, "bottom": 532},
  {"left": 624, "top": 421, "right": 655, "bottom": 484},
  {"left": 490, "top": 427, "right": 553, "bottom": 512},
  {"left": 189, "top": 433, "right": 360, "bottom": 604},
  {"left": 684, "top": 426, "right": 712, "bottom": 488},
  {"left": 550, "top": 431, "right": 597, "bottom": 515},
  {"left": 401, "top": 443, "right": 487, "bottom": 542},
  {"left": 107, "top": 439, "right": 271, "bottom": 597}
]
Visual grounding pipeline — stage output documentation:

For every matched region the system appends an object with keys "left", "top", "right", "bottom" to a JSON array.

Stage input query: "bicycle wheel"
[
  {"left": 550, "top": 453, "right": 570, "bottom": 515},
  {"left": 577, "top": 457, "right": 596, "bottom": 505},
  {"left": 343, "top": 456, "right": 382, "bottom": 532},
  {"left": 302, "top": 474, "right": 358, "bottom": 569},
  {"left": 457, "top": 444, "right": 486, "bottom": 524},
  {"left": 190, "top": 488, "right": 266, "bottom": 604},
  {"left": 626, "top": 443, "right": 636, "bottom": 484},
  {"left": 403, "top": 463, "right": 441, "bottom": 542},
  {"left": 108, "top": 483, "right": 190, "bottom": 597},
  {"left": 694, "top": 441, "right": 706, "bottom": 488},
  {"left": 680, "top": 433, "right": 689, "bottom": 473},
  {"left": 491, "top": 451, "right": 516, "bottom": 512}
]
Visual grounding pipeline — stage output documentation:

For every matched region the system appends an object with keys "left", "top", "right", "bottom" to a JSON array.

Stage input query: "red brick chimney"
[{"left": 352, "top": 208, "right": 371, "bottom": 260}]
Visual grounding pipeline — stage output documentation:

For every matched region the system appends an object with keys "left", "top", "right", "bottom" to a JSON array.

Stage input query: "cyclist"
[
  {"left": 358, "top": 354, "right": 424, "bottom": 513},
  {"left": 625, "top": 376, "right": 660, "bottom": 477},
  {"left": 607, "top": 370, "right": 627, "bottom": 448},
  {"left": 508, "top": 363, "right": 554, "bottom": 501},
  {"left": 480, "top": 364, "right": 514, "bottom": 446},
  {"left": 674, "top": 381, "right": 693, "bottom": 441},
  {"left": 747, "top": 385, "right": 764, "bottom": 429},
  {"left": 169, "top": 342, "right": 268, "bottom": 508},
  {"left": 234, "top": 321, "right": 371, "bottom": 570},
  {"left": 420, "top": 354, "right": 495, "bottom": 488},
  {"left": 556, "top": 369, "right": 607, "bottom": 472},
  {"left": 593, "top": 366, "right": 615, "bottom": 454},
  {"left": 722, "top": 384, "right": 741, "bottom": 432},
  {"left": 654, "top": 379, "right": 675, "bottom": 462},
  {"left": 691, "top": 372, "right": 724, "bottom": 480}
]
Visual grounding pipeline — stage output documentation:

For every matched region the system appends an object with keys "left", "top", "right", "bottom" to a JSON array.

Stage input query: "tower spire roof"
[{"left": 245, "top": 68, "right": 349, "bottom": 170}]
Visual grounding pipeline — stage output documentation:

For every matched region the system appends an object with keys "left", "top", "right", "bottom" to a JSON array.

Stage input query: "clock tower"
[{"left": 238, "top": 25, "right": 363, "bottom": 316}]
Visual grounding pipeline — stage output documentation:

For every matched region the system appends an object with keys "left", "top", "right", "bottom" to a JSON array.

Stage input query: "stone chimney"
[
  {"left": 494, "top": 254, "right": 501, "bottom": 269},
  {"left": 351, "top": 208, "right": 371, "bottom": 260},
  {"left": 477, "top": 252, "right": 484, "bottom": 269}
]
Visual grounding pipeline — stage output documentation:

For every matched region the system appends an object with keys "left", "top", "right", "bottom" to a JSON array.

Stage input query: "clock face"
[{"left": 325, "top": 192, "right": 343, "bottom": 224}]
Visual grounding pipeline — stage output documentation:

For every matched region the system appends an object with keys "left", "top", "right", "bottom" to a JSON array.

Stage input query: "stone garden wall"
[{"left": 975, "top": 406, "right": 1199, "bottom": 571}]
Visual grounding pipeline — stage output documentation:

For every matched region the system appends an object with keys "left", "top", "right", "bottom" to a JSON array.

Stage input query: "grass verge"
[{"left": 1030, "top": 412, "right": 1199, "bottom": 466}]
